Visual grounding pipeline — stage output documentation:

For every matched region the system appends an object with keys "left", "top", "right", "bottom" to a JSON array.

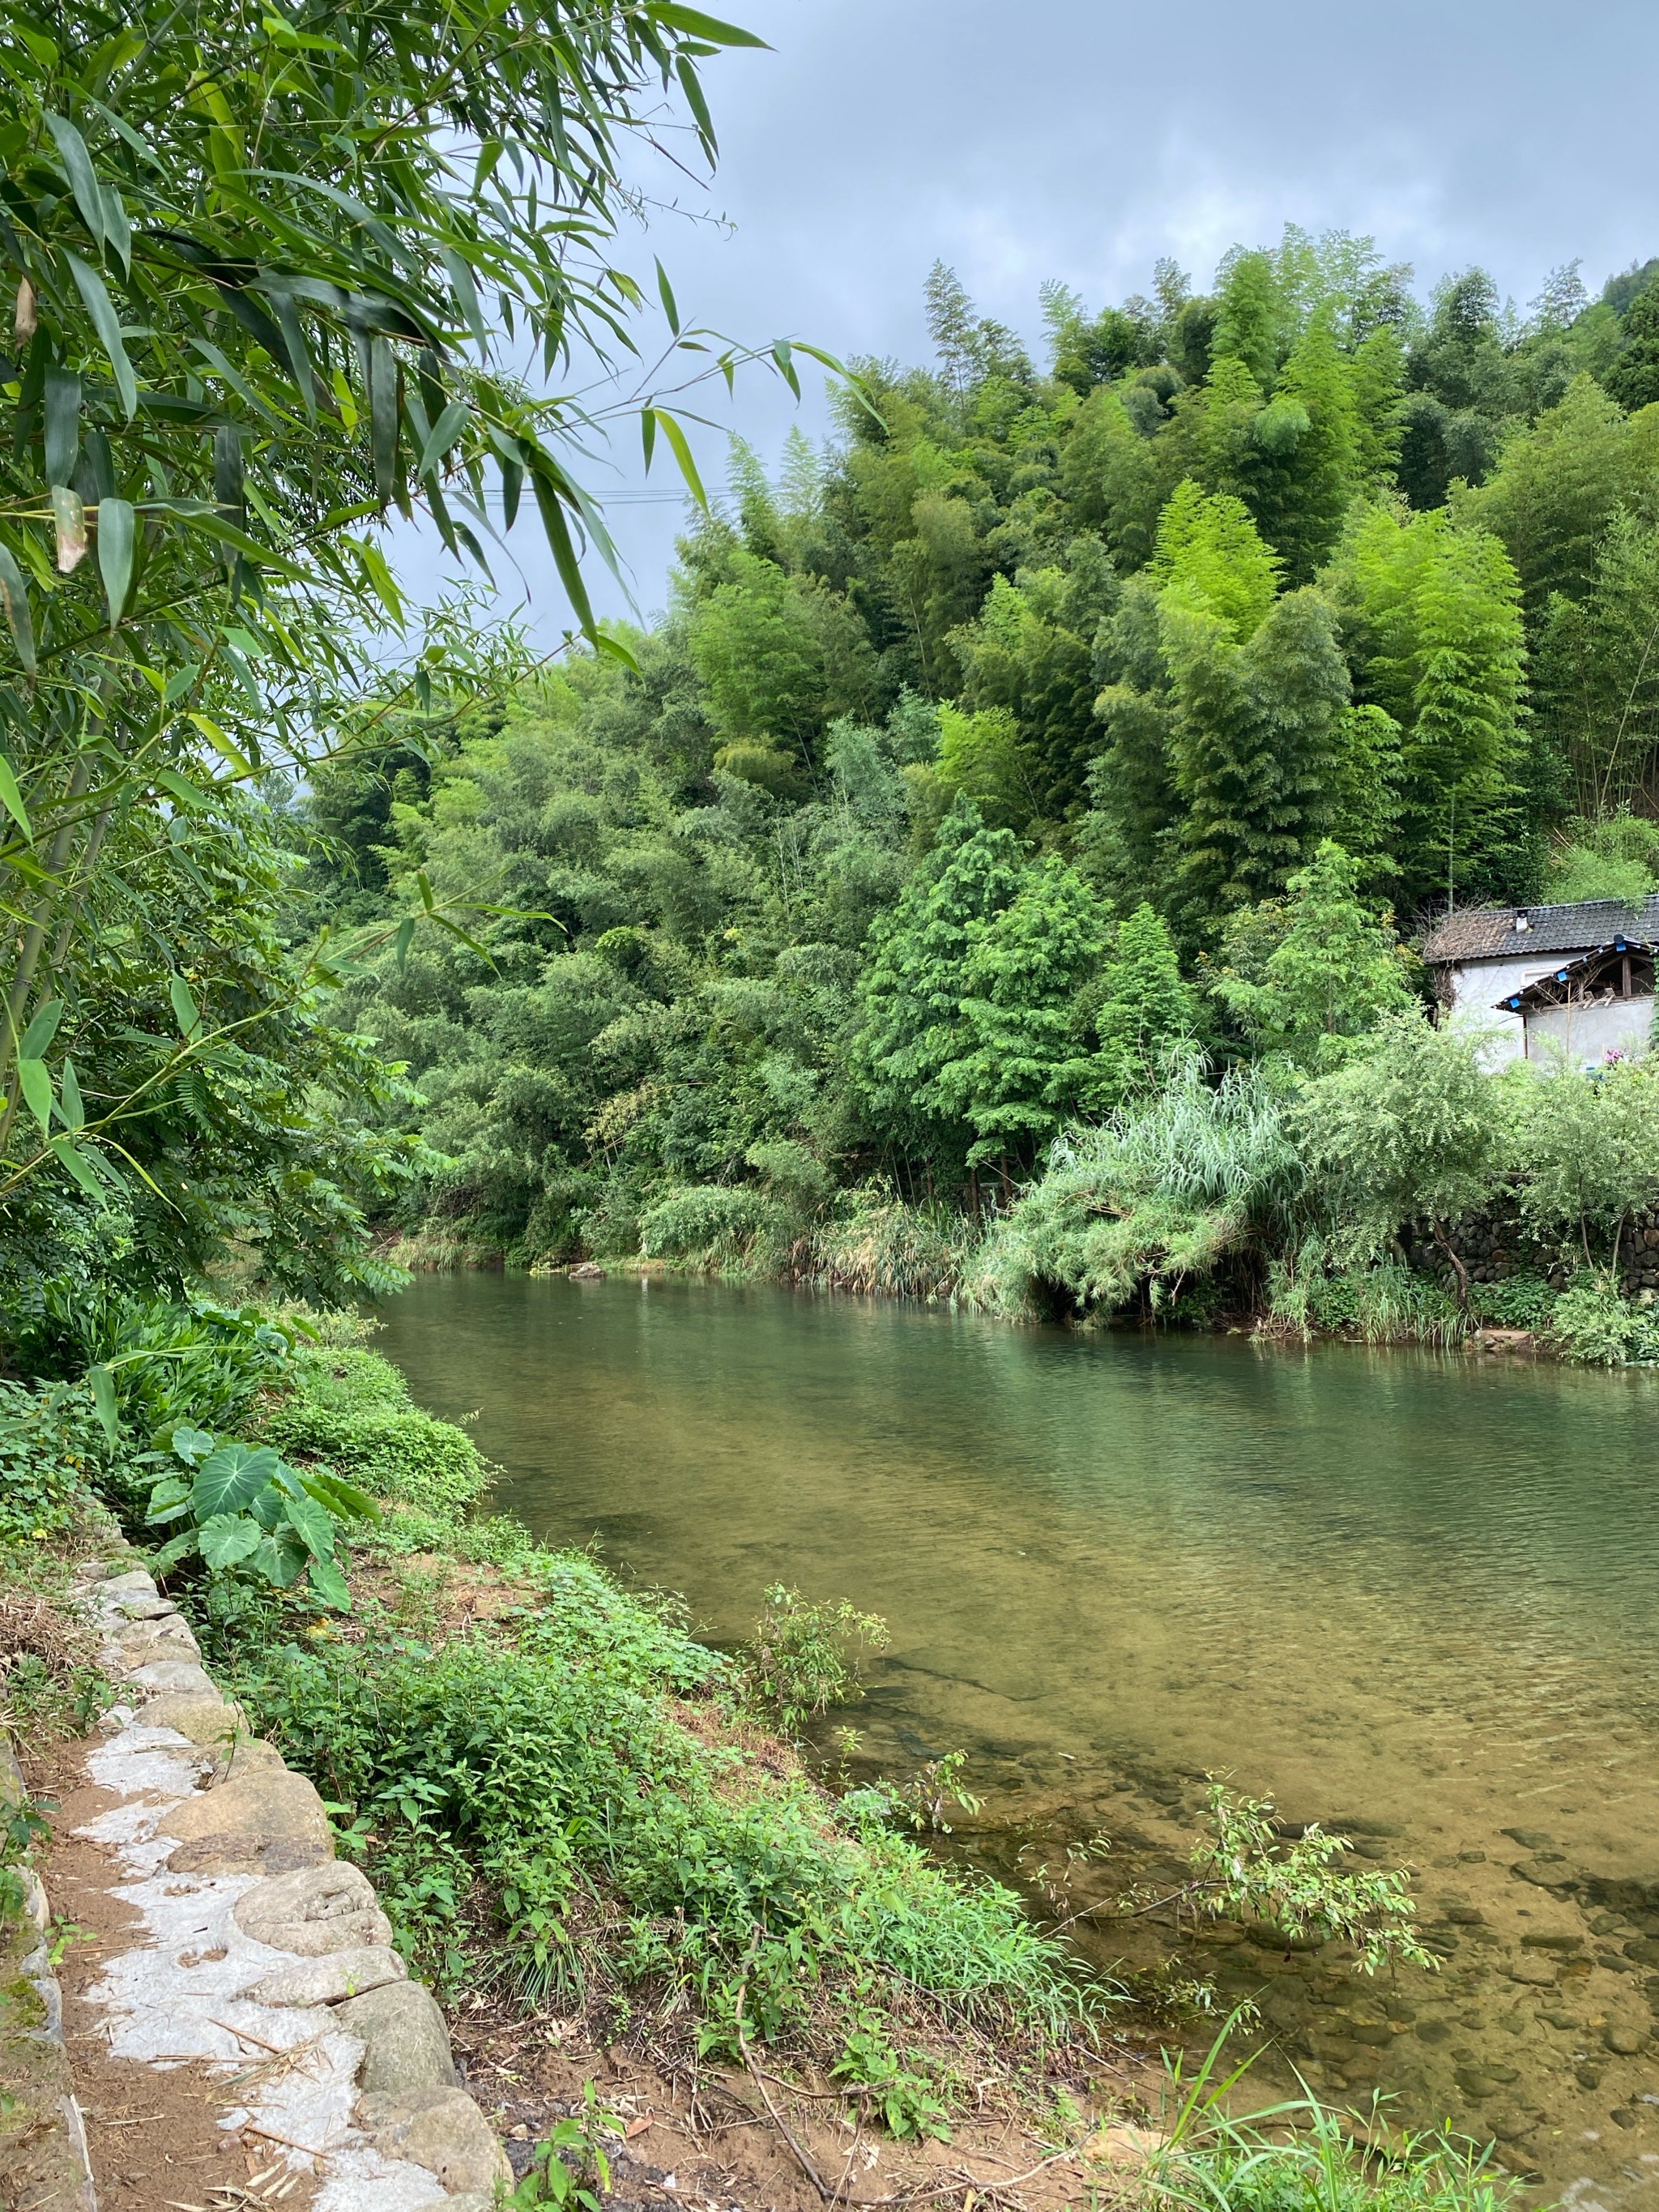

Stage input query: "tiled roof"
[{"left": 1420, "top": 895, "right": 1659, "bottom": 963}]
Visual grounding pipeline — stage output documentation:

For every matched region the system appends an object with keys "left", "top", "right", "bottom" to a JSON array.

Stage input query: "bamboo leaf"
[
  {"left": 652, "top": 409, "right": 709, "bottom": 511},
  {"left": 0, "top": 554, "right": 34, "bottom": 681},
  {"left": 51, "top": 485, "right": 87, "bottom": 573},
  {"left": 650, "top": 4, "right": 770, "bottom": 47},
  {"left": 369, "top": 337, "right": 397, "bottom": 505},
  {"left": 418, "top": 398, "right": 468, "bottom": 480},
  {"left": 19, "top": 1002, "right": 62, "bottom": 1060},
  {"left": 675, "top": 53, "right": 716, "bottom": 152},
  {"left": 96, "top": 495, "right": 135, "bottom": 628},
  {"left": 0, "top": 748, "right": 32, "bottom": 836},
  {"left": 44, "top": 112, "right": 106, "bottom": 248},
  {"left": 16, "top": 1057, "right": 51, "bottom": 1133},
  {"left": 44, "top": 368, "right": 81, "bottom": 486},
  {"left": 53, "top": 1136, "right": 105, "bottom": 1199},
  {"left": 441, "top": 246, "right": 487, "bottom": 354},
  {"left": 356, "top": 539, "right": 405, "bottom": 623},
  {"left": 168, "top": 974, "right": 203, "bottom": 1040},
  {"left": 394, "top": 915, "right": 415, "bottom": 968},
  {"left": 655, "top": 258, "right": 680, "bottom": 336},
  {"left": 65, "top": 253, "right": 137, "bottom": 419},
  {"left": 58, "top": 1058, "right": 83, "bottom": 1131},
  {"left": 186, "top": 713, "right": 254, "bottom": 776}
]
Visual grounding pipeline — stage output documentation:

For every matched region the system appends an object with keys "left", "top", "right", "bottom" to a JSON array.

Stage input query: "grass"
[{"left": 1148, "top": 2032, "right": 1515, "bottom": 2212}]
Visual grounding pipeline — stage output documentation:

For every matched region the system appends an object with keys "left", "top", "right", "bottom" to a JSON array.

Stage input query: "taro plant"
[{"left": 145, "top": 1425, "right": 375, "bottom": 1610}]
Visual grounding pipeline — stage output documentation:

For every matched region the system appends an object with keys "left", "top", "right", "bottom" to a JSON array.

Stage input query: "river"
[{"left": 376, "top": 1269, "right": 1659, "bottom": 2206}]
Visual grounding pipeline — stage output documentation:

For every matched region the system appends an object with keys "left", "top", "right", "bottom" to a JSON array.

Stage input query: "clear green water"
[{"left": 376, "top": 1270, "right": 1659, "bottom": 2201}]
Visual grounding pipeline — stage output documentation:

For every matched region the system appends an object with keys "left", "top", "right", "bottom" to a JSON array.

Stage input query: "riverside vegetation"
[
  {"left": 2, "top": 1293, "right": 1502, "bottom": 2210},
  {"left": 284, "top": 244, "right": 1659, "bottom": 1359},
  {"left": 0, "top": 0, "right": 1646, "bottom": 2195}
]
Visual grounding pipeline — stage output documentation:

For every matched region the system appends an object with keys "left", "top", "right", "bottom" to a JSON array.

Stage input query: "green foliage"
[
  {"left": 830, "top": 2027, "right": 951, "bottom": 2142},
  {"left": 1550, "top": 1271, "right": 1659, "bottom": 1365},
  {"left": 1184, "top": 1783, "right": 1435, "bottom": 1974},
  {"left": 638, "top": 1184, "right": 791, "bottom": 1271},
  {"left": 740, "top": 1585, "right": 890, "bottom": 1735},
  {"left": 1091, "top": 903, "right": 1196, "bottom": 1108},
  {"left": 145, "top": 1423, "right": 374, "bottom": 1609},
  {"left": 978, "top": 1057, "right": 1303, "bottom": 1317},
  {"left": 507, "top": 2091, "right": 625, "bottom": 2212},
  {"left": 1533, "top": 515, "right": 1659, "bottom": 819},
  {"left": 1503, "top": 1057, "right": 1659, "bottom": 1271},
  {"left": 256, "top": 1345, "right": 492, "bottom": 1514},
  {"left": 1151, "top": 481, "right": 1282, "bottom": 641},
  {"left": 1545, "top": 812, "right": 1659, "bottom": 903},
  {"left": 1331, "top": 506, "right": 1529, "bottom": 905},
  {"left": 1210, "top": 842, "right": 1415, "bottom": 1067},
  {"left": 1299, "top": 1010, "right": 1505, "bottom": 1301},
  {"left": 1607, "top": 283, "right": 1659, "bottom": 412},
  {"left": 1151, "top": 2060, "right": 1515, "bottom": 2212},
  {"left": 219, "top": 1562, "right": 1081, "bottom": 2041},
  {"left": 0, "top": 0, "right": 799, "bottom": 1255},
  {"left": 1273, "top": 1258, "right": 1461, "bottom": 1347},
  {"left": 0, "top": 1380, "right": 105, "bottom": 1542},
  {"left": 124, "top": 222, "right": 1659, "bottom": 1300}
]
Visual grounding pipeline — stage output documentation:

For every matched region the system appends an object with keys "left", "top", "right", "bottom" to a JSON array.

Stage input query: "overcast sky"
[{"left": 390, "top": 0, "right": 1659, "bottom": 645}]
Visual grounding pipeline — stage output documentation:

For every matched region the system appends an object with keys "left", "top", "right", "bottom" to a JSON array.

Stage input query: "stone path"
[{"left": 11, "top": 1552, "right": 511, "bottom": 2211}]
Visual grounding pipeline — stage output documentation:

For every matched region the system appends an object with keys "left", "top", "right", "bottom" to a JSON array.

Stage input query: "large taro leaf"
[
  {"left": 192, "top": 1441, "right": 282, "bottom": 1519},
  {"left": 249, "top": 1526, "right": 309, "bottom": 1589},
  {"left": 144, "top": 1474, "right": 193, "bottom": 1525},
  {"left": 198, "top": 1513, "right": 264, "bottom": 1571},
  {"left": 307, "top": 1556, "right": 352, "bottom": 1612},
  {"left": 281, "top": 1489, "right": 336, "bottom": 1562}
]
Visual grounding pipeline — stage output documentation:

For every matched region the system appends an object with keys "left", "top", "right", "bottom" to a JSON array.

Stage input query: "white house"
[{"left": 1420, "top": 898, "right": 1658, "bottom": 1070}]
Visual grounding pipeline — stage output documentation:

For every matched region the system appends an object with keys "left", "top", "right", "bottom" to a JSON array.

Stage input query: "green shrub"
[
  {"left": 0, "top": 1381, "right": 108, "bottom": 1544},
  {"left": 739, "top": 1584, "right": 889, "bottom": 1733},
  {"left": 1273, "top": 1259, "right": 1461, "bottom": 1346},
  {"left": 216, "top": 1555, "right": 1081, "bottom": 2043},
  {"left": 808, "top": 1191, "right": 970, "bottom": 1298},
  {"left": 1467, "top": 1272, "right": 1559, "bottom": 1329},
  {"left": 256, "top": 1347, "right": 492, "bottom": 1514},
  {"left": 637, "top": 1185, "right": 791, "bottom": 1271},
  {"left": 1550, "top": 1271, "right": 1659, "bottom": 1364}
]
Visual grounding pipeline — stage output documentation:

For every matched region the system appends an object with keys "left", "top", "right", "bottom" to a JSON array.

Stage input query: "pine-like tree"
[
  {"left": 1246, "top": 308, "right": 1364, "bottom": 582},
  {"left": 1607, "top": 280, "right": 1659, "bottom": 412},
  {"left": 1161, "top": 586, "right": 1350, "bottom": 922},
  {"left": 854, "top": 796, "right": 1024, "bottom": 1168},
  {"left": 1089, "top": 903, "right": 1196, "bottom": 1106},
  {"left": 1211, "top": 840, "right": 1414, "bottom": 1066},
  {"left": 942, "top": 858, "right": 1112, "bottom": 1167}
]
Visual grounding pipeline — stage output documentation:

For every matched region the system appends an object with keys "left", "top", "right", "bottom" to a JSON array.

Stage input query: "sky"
[{"left": 390, "top": 0, "right": 1659, "bottom": 645}]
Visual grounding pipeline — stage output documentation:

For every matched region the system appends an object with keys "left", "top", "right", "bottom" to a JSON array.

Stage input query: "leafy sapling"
[{"left": 1128, "top": 1780, "right": 1437, "bottom": 1975}]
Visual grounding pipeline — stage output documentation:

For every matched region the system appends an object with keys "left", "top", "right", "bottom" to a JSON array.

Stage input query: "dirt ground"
[{"left": 446, "top": 1989, "right": 1159, "bottom": 2212}]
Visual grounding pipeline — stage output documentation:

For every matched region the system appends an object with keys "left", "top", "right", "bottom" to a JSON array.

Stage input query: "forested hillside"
[{"left": 297, "top": 232, "right": 1659, "bottom": 1326}]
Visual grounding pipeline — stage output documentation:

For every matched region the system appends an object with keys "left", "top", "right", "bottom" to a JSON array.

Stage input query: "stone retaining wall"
[
  {"left": 32, "top": 1551, "right": 511, "bottom": 2210},
  {"left": 1421, "top": 1206, "right": 1659, "bottom": 1297},
  {"left": 1, "top": 1731, "right": 99, "bottom": 2210}
]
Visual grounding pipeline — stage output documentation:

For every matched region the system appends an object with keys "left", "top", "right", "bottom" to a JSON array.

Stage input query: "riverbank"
[{"left": 0, "top": 1301, "right": 1532, "bottom": 2210}]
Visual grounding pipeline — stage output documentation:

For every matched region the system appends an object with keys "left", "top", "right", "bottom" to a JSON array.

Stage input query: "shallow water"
[{"left": 376, "top": 1270, "right": 1659, "bottom": 2204}]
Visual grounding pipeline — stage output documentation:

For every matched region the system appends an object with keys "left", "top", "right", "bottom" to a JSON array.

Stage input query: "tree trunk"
[{"left": 1431, "top": 1214, "right": 1470, "bottom": 1310}]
